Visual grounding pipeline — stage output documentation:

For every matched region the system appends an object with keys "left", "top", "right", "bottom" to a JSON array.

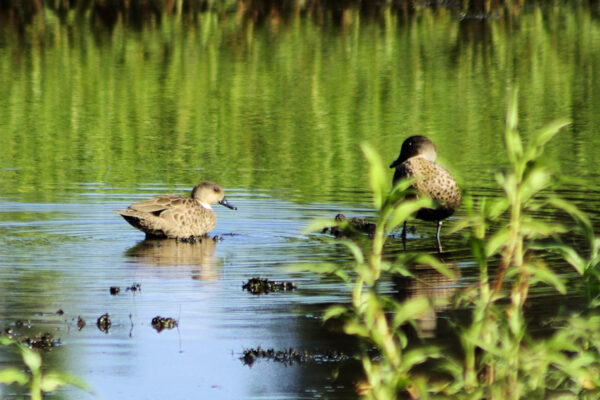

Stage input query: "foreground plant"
[
  {"left": 304, "top": 90, "right": 600, "bottom": 399},
  {"left": 0, "top": 337, "right": 89, "bottom": 400}
]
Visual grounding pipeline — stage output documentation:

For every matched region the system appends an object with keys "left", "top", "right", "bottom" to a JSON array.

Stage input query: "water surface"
[{"left": 1, "top": 4, "right": 600, "bottom": 399}]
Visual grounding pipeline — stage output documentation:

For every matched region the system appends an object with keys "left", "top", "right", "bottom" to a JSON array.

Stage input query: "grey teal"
[
  {"left": 390, "top": 135, "right": 461, "bottom": 252},
  {"left": 116, "top": 182, "right": 236, "bottom": 239}
]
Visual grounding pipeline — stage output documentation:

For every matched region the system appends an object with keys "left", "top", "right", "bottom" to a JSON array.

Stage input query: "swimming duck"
[
  {"left": 116, "top": 182, "right": 236, "bottom": 239},
  {"left": 390, "top": 136, "right": 461, "bottom": 252}
]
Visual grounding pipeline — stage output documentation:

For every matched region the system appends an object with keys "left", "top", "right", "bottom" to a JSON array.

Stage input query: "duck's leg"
[
  {"left": 435, "top": 220, "right": 443, "bottom": 254},
  {"left": 401, "top": 221, "right": 407, "bottom": 251}
]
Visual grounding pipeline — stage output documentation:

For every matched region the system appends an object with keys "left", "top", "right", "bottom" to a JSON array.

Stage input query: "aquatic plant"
[
  {"left": 0, "top": 337, "right": 89, "bottom": 400},
  {"left": 304, "top": 90, "right": 600, "bottom": 398}
]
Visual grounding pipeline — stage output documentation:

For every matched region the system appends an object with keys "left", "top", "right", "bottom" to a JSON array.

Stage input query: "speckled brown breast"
[{"left": 393, "top": 157, "right": 462, "bottom": 222}]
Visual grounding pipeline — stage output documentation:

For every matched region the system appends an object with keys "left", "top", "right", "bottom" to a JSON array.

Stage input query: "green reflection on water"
[{"left": 1, "top": 6, "right": 599, "bottom": 204}]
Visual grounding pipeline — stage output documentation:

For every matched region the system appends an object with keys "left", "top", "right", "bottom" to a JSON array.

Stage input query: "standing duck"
[
  {"left": 116, "top": 182, "right": 236, "bottom": 239},
  {"left": 390, "top": 136, "right": 461, "bottom": 252}
]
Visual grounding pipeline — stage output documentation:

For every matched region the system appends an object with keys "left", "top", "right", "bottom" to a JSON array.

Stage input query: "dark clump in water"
[
  {"left": 22, "top": 332, "right": 60, "bottom": 350},
  {"left": 240, "top": 346, "right": 350, "bottom": 366},
  {"left": 77, "top": 316, "right": 86, "bottom": 330},
  {"left": 97, "top": 313, "right": 111, "bottom": 333},
  {"left": 322, "top": 213, "right": 376, "bottom": 238},
  {"left": 126, "top": 283, "right": 141, "bottom": 292},
  {"left": 242, "top": 277, "right": 296, "bottom": 295},
  {"left": 151, "top": 316, "right": 178, "bottom": 332},
  {"left": 110, "top": 286, "right": 120, "bottom": 295},
  {"left": 2, "top": 327, "right": 61, "bottom": 350}
]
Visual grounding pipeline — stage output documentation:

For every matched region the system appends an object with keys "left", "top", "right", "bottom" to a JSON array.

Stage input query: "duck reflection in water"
[
  {"left": 393, "top": 260, "right": 460, "bottom": 339},
  {"left": 125, "top": 237, "right": 220, "bottom": 280}
]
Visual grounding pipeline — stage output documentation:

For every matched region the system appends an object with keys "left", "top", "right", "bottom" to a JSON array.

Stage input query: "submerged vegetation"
[{"left": 304, "top": 91, "right": 600, "bottom": 398}]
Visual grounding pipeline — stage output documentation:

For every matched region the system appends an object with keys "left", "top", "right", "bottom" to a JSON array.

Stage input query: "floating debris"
[
  {"left": 177, "top": 235, "right": 203, "bottom": 244},
  {"left": 77, "top": 316, "right": 86, "bottom": 331},
  {"left": 240, "top": 346, "right": 350, "bottom": 366},
  {"left": 97, "top": 313, "right": 111, "bottom": 333},
  {"left": 56, "top": 309, "right": 64, "bottom": 315},
  {"left": 126, "top": 283, "right": 141, "bottom": 292},
  {"left": 21, "top": 332, "right": 60, "bottom": 350},
  {"left": 242, "top": 277, "right": 296, "bottom": 295},
  {"left": 110, "top": 286, "right": 120, "bottom": 295},
  {"left": 322, "top": 213, "right": 376, "bottom": 238},
  {"left": 151, "top": 316, "right": 178, "bottom": 333}
]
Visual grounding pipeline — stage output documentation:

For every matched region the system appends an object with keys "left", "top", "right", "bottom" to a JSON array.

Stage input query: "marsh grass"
[{"left": 304, "top": 90, "right": 600, "bottom": 399}]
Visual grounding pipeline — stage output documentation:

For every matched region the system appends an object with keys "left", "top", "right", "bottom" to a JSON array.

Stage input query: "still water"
[{"left": 1, "top": 4, "right": 600, "bottom": 399}]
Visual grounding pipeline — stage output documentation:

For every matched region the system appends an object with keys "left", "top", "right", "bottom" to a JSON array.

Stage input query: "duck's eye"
[{"left": 213, "top": 187, "right": 220, "bottom": 193}]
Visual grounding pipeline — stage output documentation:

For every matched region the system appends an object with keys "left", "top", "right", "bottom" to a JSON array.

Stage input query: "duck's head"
[
  {"left": 191, "top": 182, "right": 237, "bottom": 210},
  {"left": 390, "top": 135, "right": 437, "bottom": 168}
]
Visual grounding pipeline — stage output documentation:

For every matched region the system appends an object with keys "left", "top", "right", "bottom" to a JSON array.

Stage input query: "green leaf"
[
  {"left": 0, "top": 368, "right": 29, "bottom": 386},
  {"left": 339, "top": 239, "right": 365, "bottom": 264},
  {"left": 303, "top": 218, "right": 339, "bottom": 234},
  {"left": 532, "top": 118, "right": 571, "bottom": 150},
  {"left": 361, "top": 142, "right": 390, "bottom": 210},
  {"left": 386, "top": 198, "right": 435, "bottom": 235},
  {"left": 506, "top": 88, "right": 519, "bottom": 133},
  {"left": 21, "top": 347, "right": 42, "bottom": 372},
  {"left": 391, "top": 297, "right": 432, "bottom": 329},
  {"left": 525, "top": 261, "right": 566, "bottom": 294},
  {"left": 485, "top": 228, "right": 509, "bottom": 257},
  {"left": 519, "top": 167, "right": 550, "bottom": 202},
  {"left": 323, "top": 305, "right": 349, "bottom": 321},
  {"left": 530, "top": 242, "right": 586, "bottom": 275},
  {"left": 41, "top": 372, "right": 90, "bottom": 393}
]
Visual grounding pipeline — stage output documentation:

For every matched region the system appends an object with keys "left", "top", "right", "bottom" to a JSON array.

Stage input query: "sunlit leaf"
[
  {"left": 525, "top": 261, "right": 566, "bottom": 294},
  {"left": 530, "top": 242, "right": 586, "bottom": 275},
  {"left": 486, "top": 197, "right": 510, "bottom": 220},
  {"left": 303, "top": 218, "right": 339, "bottom": 234},
  {"left": 391, "top": 297, "right": 431, "bottom": 329},
  {"left": 532, "top": 118, "right": 571, "bottom": 150},
  {"left": 519, "top": 167, "right": 550, "bottom": 202},
  {"left": 323, "top": 305, "right": 349, "bottom": 321},
  {"left": 0, "top": 368, "right": 29, "bottom": 386},
  {"left": 361, "top": 142, "right": 391, "bottom": 210},
  {"left": 338, "top": 239, "right": 365, "bottom": 264},
  {"left": 21, "top": 347, "right": 41, "bottom": 372},
  {"left": 520, "top": 218, "right": 567, "bottom": 238},
  {"left": 506, "top": 88, "right": 519, "bottom": 133},
  {"left": 485, "top": 228, "right": 509, "bottom": 257},
  {"left": 41, "top": 372, "right": 90, "bottom": 393},
  {"left": 386, "top": 198, "right": 435, "bottom": 235}
]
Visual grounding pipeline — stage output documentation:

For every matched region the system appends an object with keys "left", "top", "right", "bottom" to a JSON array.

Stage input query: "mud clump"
[
  {"left": 22, "top": 332, "right": 60, "bottom": 350},
  {"left": 240, "top": 346, "right": 349, "bottom": 366},
  {"left": 97, "top": 313, "right": 111, "bottom": 333},
  {"left": 126, "top": 283, "right": 141, "bottom": 292},
  {"left": 151, "top": 316, "right": 178, "bottom": 333},
  {"left": 322, "top": 213, "right": 376, "bottom": 238},
  {"left": 2, "top": 327, "right": 61, "bottom": 351},
  {"left": 242, "top": 277, "right": 296, "bottom": 295},
  {"left": 77, "top": 316, "right": 86, "bottom": 330}
]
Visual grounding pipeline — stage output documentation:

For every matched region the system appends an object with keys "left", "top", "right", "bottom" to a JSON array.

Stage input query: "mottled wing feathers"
[
  {"left": 395, "top": 157, "right": 461, "bottom": 220},
  {"left": 116, "top": 195, "right": 216, "bottom": 238},
  {"left": 128, "top": 195, "right": 191, "bottom": 214}
]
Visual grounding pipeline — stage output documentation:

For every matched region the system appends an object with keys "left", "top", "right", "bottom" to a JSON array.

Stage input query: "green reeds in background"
[{"left": 303, "top": 91, "right": 600, "bottom": 398}]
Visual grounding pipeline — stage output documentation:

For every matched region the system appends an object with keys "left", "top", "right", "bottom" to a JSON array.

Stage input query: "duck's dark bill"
[{"left": 219, "top": 198, "right": 237, "bottom": 210}]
